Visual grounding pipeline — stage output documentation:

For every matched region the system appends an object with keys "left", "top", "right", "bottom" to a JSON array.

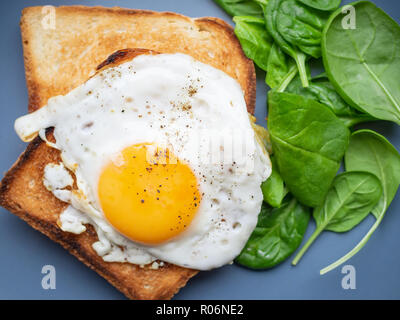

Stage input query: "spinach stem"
[
  {"left": 320, "top": 213, "right": 384, "bottom": 275},
  {"left": 294, "top": 51, "right": 309, "bottom": 88},
  {"left": 277, "top": 65, "right": 298, "bottom": 93},
  {"left": 292, "top": 226, "right": 323, "bottom": 265}
]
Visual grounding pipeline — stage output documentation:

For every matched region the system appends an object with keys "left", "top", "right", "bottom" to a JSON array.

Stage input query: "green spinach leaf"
[
  {"left": 297, "top": 0, "right": 341, "bottom": 11},
  {"left": 292, "top": 171, "right": 382, "bottom": 265},
  {"left": 265, "top": 42, "right": 298, "bottom": 91},
  {"left": 261, "top": 0, "right": 310, "bottom": 87},
  {"left": 214, "top": 0, "right": 264, "bottom": 18},
  {"left": 261, "top": 156, "right": 287, "bottom": 207},
  {"left": 275, "top": 0, "right": 329, "bottom": 58},
  {"left": 286, "top": 74, "right": 375, "bottom": 127},
  {"left": 236, "top": 196, "right": 310, "bottom": 269},
  {"left": 233, "top": 16, "right": 273, "bottom": 71},
  {"left": 268, "top": 91, "right": 350, "bottom": 207},
  {"left": 322, "top": 1, "right": 400, "bottom": 125},
  {"left": 320, "top": 130, "right": 400, "bottom": 274}
]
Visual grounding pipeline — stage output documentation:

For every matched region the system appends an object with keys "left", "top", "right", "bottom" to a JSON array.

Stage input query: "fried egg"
[{"left": 14, "top": 53, "right": 271, "bottom": 270}]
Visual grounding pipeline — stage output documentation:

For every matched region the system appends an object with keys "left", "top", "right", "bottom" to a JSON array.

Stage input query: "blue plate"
[{"left": 1, "top": 0, "right": 399, "bottom": 299}]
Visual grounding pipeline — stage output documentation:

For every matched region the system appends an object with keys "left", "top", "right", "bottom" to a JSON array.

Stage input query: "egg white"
[{"left": 15, "top": 53, "right": 271, "bottom": 270}]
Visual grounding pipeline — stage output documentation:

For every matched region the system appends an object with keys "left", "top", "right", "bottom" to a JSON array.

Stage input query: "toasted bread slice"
[
  {"left": 0, "top": 6, "right": 256, "bottom": 300},
  {"left": 20, "top": 5, "right": 256, "bottom": 113}
]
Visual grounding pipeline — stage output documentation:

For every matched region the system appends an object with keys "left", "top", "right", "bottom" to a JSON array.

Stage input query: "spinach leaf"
[
  {"left": 286, "top": 74, "right": 375, "bottom": 127},
  {"left": 214, "top": 0, "right": 264, "bottom": 18},
  {"left": 297, "top": 0, "right": 341, "bottom": 11},
  {"left": 292, "top": 171, "right": 382, "bottom": 265},
  {"left": 320, "top": 130, "right": 400, "bottom": 274},
  {"left": 261, "top": 0, "right": 309, "bottom": 87},
  {"left": 268, "top": 91, "right": 350, "bottom": 207},
  {"left": 265, "top": 42, "right": 298, "bottom": 91},
  {"left": 275, "top": 0, "right": 329, "bottom": 58},
  {"left": 322, "top": 1, "right": 400, "bottom": 125},
  {"left": 261, "top": 156, "right": 287, "bottom": 207},
  {"left": 236, "top": 196, "right": 310, "bottom": 269},
  {"left": 311, "top": 71, "right": 328, "bottom": 80},
  {"left": 233, "top": 16, "right": 273, "bottom": 71}
]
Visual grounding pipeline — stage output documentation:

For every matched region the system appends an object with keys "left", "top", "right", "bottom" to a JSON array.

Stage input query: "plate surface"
[{"left": 0, "top": 0, "right": 399, "bottom": 299}]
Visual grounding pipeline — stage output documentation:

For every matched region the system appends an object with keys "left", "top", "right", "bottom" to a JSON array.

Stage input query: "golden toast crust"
[
  {"left": 1, "top": 6, "right": 257, "bottom": 300},
  {"left": 20, "top": 6, "right": 256, "bottom": 113}
]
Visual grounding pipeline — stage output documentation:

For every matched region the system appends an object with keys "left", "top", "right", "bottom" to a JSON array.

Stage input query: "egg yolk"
[{"left": 98, "top": 143, "right": 201, "bottom": 245}]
